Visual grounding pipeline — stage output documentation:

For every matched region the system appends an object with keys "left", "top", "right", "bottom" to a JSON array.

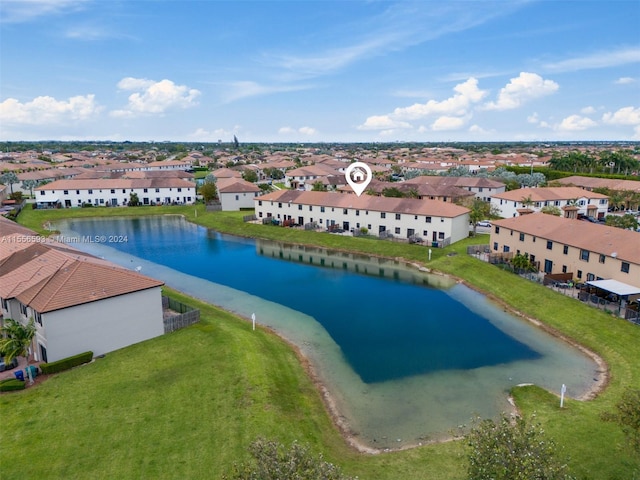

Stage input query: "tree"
[
  {"left": 233, "top": 135, "right": 240, "bottom": 149},
  {"left": 0, "top": 171, "right": 18, "bottom": 194},
  {"left": 601, "top": 387, "right": 640, "bottom": 455},
  {"left": 605, "top": 214, "right": 639, "bottom": 230},
  {"left": 540, "top": 205, "right": 562, "bottom": 216},
  {"left": 21, "top": 179, "right": 40, "bottom": 198},
  {"left": 128, "top": 192, "right": 140, "bottom": 206},
  {"left": 381, "top": 186, "right": 404, "bottom": 197},
  {"left": 511, "top": 253, "right": 536, "bottom": 273},
  {"left": 242, "top": 170, "right": 258, "bottom": 183},
  {"left": 311, "top": 181, "right": 327, "bottom": 191},
  {"left": 0, "top": 318, "right": 36, "bottom": 381},
  {"left": 199, "top": 183, "right": 219, "bottom": 203},
  {"left": 461, "top": 198, "right": 494, "bottom": 236},
  {"left": 467, "top": 414, "right": 575, "bottom": 480},
  {"left": 225, "top": 438, "right": 355, "bottom": 480}
]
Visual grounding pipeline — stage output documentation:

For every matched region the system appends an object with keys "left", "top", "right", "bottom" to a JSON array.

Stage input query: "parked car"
[
  {"left": 0, "top": 356, "right": 18, "bottom": 372},
  {"left": 477, "top": 220, "right": 492, "bottom": 227}
]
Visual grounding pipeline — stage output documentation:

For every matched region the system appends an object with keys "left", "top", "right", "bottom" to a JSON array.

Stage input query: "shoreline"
[{"left": 47, "top": 212, "right": 610, "bottom": 454}]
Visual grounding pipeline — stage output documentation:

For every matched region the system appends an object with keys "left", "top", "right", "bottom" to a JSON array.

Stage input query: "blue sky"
[{"left": 1, "top": 0, "right": 639, "bottom": 142}]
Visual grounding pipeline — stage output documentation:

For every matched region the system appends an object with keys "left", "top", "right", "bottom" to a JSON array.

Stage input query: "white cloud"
[
  {"left": 602, "top": 106, "right": 640, "bottom": 125},
  {"left": 188, "top": 128, "right": 236, "bottom": 141},
  {"left": 527, "top": 112, "right": 539, "bottom": 124},
  {"left": 0, "top": 94, "right": 101, "bottom": 125},
  {"left": 615, "top": 77, "right": 636, "bottom": 85},
  {"left": 483, "top": 72, "right": 559, "bottom": 111},
  {"left": 278, "top": 126, "right": 318, "bottom": 136},
  {"left": 357, "top": 115, "right": 412, "bottom": 131},
  {"left": 557, "top": 115, "right": 597, "bottom": 131},
  {"left": 392, "top": 78, "right": 487, "bottom": 120},
  {"left": 110, "top": 78, "right": 200, "bottom": 117},
  {"left": 359, "top": 78, "right": 485, "bottom": 132},
  {"left": 0, "top": 0, "right": 88, "bottom": 23},
  {"left": 468, "top": 124, "right": 492, "bottom": 134},
  {"left": 544, "top": 47, "right": 640, "bottom": 73},
  {"left": 431, "top": 115, "right": 470, "bottom": 131},
  {"left": 580, "top": 106, "right": 596, "bottom": 115}
]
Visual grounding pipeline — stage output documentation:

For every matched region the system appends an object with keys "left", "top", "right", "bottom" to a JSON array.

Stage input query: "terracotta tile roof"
[
  {"left": 404, "top": 175, "right": 505, "bottom": 189},
  {"left": 16, "top": 260, "right": 163, "bottom": 313},
  {"left": 211, "top": 168, "right": 242, "bottom": 178},
  {"left": 0, "top": 216, "right": 40, "bottom": 237},
  {"left": 556, "top": 176, "right": 640, "bottom": 193},
  {"left": 216, "top": 177, "right": 261, "bottom": 193},
  {"left": 0, "top": 225, "right": 164, "bottom": 313},
  {"left": 34, "top": 178, "right": 195, "bottom": 191},
  {"left": 492, "top": 186, "right": 607, "bottom": 202},
  {"left": 257, "top": 190, "right": 469, "bottom": 218},
  {"left": 492, "top": 214, "right": 640, "bottom": 264}
]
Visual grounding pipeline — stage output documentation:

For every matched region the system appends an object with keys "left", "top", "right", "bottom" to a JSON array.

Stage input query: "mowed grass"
[
  {"left": 0, "top": 289, "right": 465, "bottom": 480},
  {"left": 6, "top": 205, "right": 640, "bottom": 478}
]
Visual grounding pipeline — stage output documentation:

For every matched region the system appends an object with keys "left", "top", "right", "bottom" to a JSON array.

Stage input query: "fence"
[
  {"left": 243, "top": 214, "right": 257, "bottom": 222},
  {"left": 162, "top": 296, "right": 200, "bottom": 333}
]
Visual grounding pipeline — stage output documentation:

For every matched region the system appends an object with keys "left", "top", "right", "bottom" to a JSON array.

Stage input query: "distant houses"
[{"left": 490, "top": 187, "right": 609, "bottom": 219}]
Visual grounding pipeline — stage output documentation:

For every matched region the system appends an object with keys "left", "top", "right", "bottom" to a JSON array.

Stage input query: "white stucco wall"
[
  {"left": 36, "top": 186, "right": 195, "bottom": 207},
  {"left": 219, "top": 191, "right": 260, "bottom": 211},
  {"left": 39, "top": 287, "right": 164, "bottom": 362}
]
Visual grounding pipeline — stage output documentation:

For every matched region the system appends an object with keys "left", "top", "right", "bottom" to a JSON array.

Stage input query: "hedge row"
[
  {"left": 39, "top": 351, "right": 93, "bottom": 375},
  {"left": 0, "top": 378, "right": 26, "bottom": 392}
]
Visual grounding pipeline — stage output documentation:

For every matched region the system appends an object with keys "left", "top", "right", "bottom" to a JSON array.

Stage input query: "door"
[
  {"left": 407, "top": 228, "right": 415, "bottom": 238},
  {"left": 343, "top": 221, "right": 350, "bottom": 231}
]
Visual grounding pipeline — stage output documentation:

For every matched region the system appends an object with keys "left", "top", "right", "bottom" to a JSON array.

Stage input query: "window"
[
  {"left": 19, "top": 302, "right": 27, "bottom": 316},
  {"left": 438, "top": 232, "right": 445, "bottom": 240},
  {"left": 122, "top": 189, "right": 126, "bottom": 193},
  {"left": 110, "top": 189, "right": 115, "bottom": 194},
  {"left": 395, "top": 213, "right": 401, "bottom": 220},
  {"left": 587, "top": 273, "right": 595, "bottom": 281},
  {"left": 320, "top": 206, "right": 325, "bottom": 213},
  {"left": 599, "top": 254, "right": 605, "bottom": 264},
  {"left": 493, "top": 242, "right": 498, "bottom": 251},
  {"left": 143, "top": 188, "right": 148, "bottom": 193},
  {"left": 395, "top": 227, "right": 401, "bottom": 234},
  {"left": 495, "top": 226, "right": 500, "bottom": 234},
  {"left": 88, "top": 189, "right": 93, "bottom": 194},
  {"left": 621, "top": 262, "right": 630, "bottom": 273},
  {"left": 425, "top": 216, "right": 432, "bottom": 223},
  {"left": 63, "top": 190, "right": 68, "bottom": 195},
  {"left": 577, "top": 270, "right": 582, "bottom": 279},
  {"left": 155, "top": 188, "right": 160, "bottom": 193},
  {"left": 235, "top": 195, "right": 239, "bottom": 201},
  {"left": 309, "top": 206, "right": 313, "bottom": 211},
  {"left": 546, "top": 240, "right": 553, "bottom": 250},
  {"left": 563, "top": 245, "right": 568, "bottom": 255},
  {"left": 76, "top": 190, "right": 80, "bottom": 194},
  {"left": 40, "top": 191, "right": 45, "bottom": 196},
  {"left": 298, "top": 204, "right": 302, "bottom": 210},
  {"left": 356, "top": 210, "right": 360, "bottom": 216},
  {"left": 562, "top": 265, "right": 567, "bottom": 273},
  {"left": 258, "top": 200, "right": 262, "bottom": 206},
  {"left": 519, "top": 233, "right": 525, "bottom": 241},
  {"left": 380, "top": 212, "right": 386, "bottom": 219},
  {"left": 580, "top": 249, "right": 590, "bottom": 261},
  {"left": 343, "top": 209, "right": 348, "bottom": 214},
  {"left": 177, "top": 188, "right": 182, "bottom": 192},
  {"left": 278, "top": 202, "right": 282, "bottom": 208},
  {"left": 423, "top": 230, "right": 428, "bottom": 236},
  {"left": 503, "top": 245, "right": 510, "bottom": 253},
  {"left": 34, "top": 311, "right": 42, "bottom": 326}
]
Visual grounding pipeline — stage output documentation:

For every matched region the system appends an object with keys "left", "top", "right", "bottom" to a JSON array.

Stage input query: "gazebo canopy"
[{"left": 587, "top": 279, "right": 640, "bottom": 297}]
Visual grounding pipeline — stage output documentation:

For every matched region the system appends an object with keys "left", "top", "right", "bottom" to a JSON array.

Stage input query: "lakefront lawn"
[{"left": 4, "top": 205, "right": 639, "bottom": 478}]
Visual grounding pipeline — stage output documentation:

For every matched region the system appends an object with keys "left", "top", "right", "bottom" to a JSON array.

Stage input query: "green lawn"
[{"left": 3, "top": 205, "right": 639, "bottom": 478}]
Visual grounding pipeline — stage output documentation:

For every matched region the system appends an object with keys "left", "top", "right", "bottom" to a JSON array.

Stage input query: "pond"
[{"left": 54, "top": 216, "right": 601, "bottom": 449}]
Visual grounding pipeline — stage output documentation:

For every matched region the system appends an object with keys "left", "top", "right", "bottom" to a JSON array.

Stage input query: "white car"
[{"left": 477, "top": 220, "right": 492, "bottom": 228}]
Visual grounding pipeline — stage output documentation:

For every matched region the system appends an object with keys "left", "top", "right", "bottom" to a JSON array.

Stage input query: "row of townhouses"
[
  {"left": 490, "top": 213, "right": 640, "bottom": 289},
  {"left": 255, "top": 190, "right": 470, "bottom": 246},
  {"left": 34, "top": 178, "right": 196, "bottom": 208}
]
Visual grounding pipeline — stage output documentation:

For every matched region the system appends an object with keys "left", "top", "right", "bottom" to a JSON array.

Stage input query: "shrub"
[
  {"left": 467, "top": 414, "right": 575, "bottom": 480},
  {"left": 601, "top": 387, "right": 640, "bottom": 455},
  {"left": 0, "top": 378, "right": 26, "bottom": 392},
  {"left": 225, "top": 438, "right": 356, "bottom": 480},
  {"left": 39, "top": 351, "right": 93, "bottom": 375}
]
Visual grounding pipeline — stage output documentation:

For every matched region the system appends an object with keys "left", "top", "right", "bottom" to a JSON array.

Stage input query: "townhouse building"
[
  {"left": 255, "top": 190, "right": 470, "bottom": 246},
  {"left": 491, "top": 186, "right": 608, "bottom": 218},
  {"left": 216, "top": 177, "right": 261, "bottom": 211},
  {"left": 0, "top": 217, "right": 165, "bottom": 363},
  {"left": 34, "top": 178, "right": 196, "bottom": 208},
  {"left": 490, "top": 213, "right": 640, "bottom": 288}
]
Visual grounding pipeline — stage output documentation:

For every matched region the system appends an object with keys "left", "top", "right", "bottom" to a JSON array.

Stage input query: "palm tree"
[{"left": 0, "top": 318, "right": 36, "bottom": 382}]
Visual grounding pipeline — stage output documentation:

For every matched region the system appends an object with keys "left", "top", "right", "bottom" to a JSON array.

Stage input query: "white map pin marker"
[{"left": 345, "top": 162, "right": 372, "bottom": 197}]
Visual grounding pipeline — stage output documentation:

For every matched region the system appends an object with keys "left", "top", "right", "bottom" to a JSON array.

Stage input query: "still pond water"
[{"left": 55, "top": 216, "right": 599, "bottom": 449}]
